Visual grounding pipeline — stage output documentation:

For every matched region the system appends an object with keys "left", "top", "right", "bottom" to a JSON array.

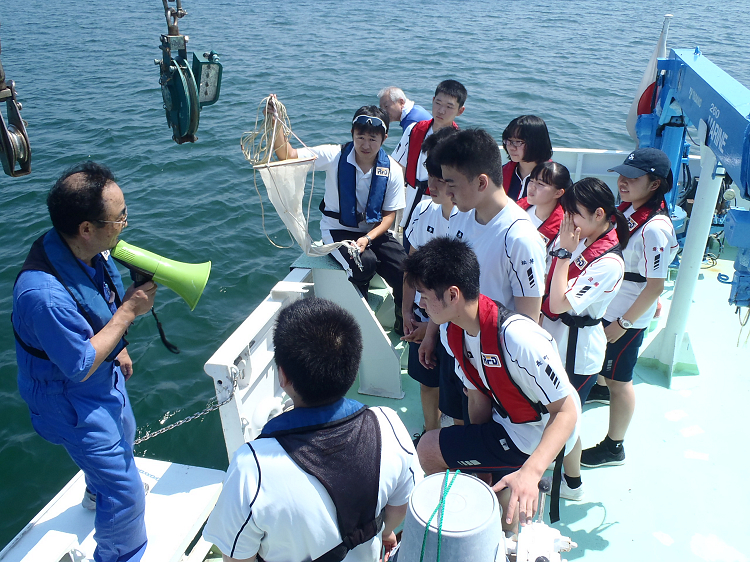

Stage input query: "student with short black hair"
[
  {"left": 501, "top": 115, "right": 554, "bottom": 201},
  {"left": 271, "top": 103, "right": 407, "bottom": 333},
  {"left": 402, "top": 127, "right": 460, "bottom": 439},
  {"left": 392, "top": 80, "right": 467, "bottom": 242},
  {"left": 404, "top": 237, "right": 579, "bottom": 532},
  {"left": 415, "top": 129, "right": 546, "bottom": 372},
  {"left": 204, "top": 298, "right": 418, "bottom": 562}
]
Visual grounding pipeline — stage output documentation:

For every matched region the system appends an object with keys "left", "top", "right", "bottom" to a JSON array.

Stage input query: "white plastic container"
[{"left": 397, "top": 472, "right": 505, "bottom": 562}]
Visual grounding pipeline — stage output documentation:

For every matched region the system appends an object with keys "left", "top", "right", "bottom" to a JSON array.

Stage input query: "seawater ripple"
[{"left": 0, "top": 0, "right": 747, "bottom": 547}]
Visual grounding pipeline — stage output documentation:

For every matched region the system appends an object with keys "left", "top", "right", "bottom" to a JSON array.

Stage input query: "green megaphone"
[{"left": 110, "top": 240, "right": 211, "bottom": 311}]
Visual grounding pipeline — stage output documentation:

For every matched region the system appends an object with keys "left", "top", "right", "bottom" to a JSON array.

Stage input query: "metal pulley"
[
  {"left": 0, "top": 30, "right": 31, "bottom": 177},
  {"left": 156, "top": 0, "right": 222, "bottom": 144}
]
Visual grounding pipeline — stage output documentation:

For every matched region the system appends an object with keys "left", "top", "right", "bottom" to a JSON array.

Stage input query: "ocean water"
[{"left": 0, "top": 0, "right": 748, "bottom": 548}]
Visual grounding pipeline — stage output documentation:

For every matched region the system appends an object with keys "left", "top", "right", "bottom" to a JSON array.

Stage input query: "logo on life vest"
[
  {"left": 482, "top": 353, "right": 500, "bottom": 366},
  {"left": 627, "top": 216, "right": 638, "bottom": 231},
  {"left": 574, "top": 255, "right": 588, "bottom": 269},
  {"left": 375, "top": 167, "right": 389, "bottom": 177}
]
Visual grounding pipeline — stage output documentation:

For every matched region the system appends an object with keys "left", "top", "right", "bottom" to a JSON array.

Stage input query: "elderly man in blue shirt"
[{"left": 12, "top": 161, "right": 157, "bottom": 562}]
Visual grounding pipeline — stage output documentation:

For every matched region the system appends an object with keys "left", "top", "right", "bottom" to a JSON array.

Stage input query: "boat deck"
[{"left": 350, "top": 253, "right": 749, "bottom": 562}]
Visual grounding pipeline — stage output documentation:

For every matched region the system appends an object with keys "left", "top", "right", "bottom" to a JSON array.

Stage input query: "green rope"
[{"left": 419, "top": 469, "right": 460, "bottom": 562}]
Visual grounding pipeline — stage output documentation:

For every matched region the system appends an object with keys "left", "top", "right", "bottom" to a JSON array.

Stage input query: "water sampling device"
[{"left": 111, "top": 240, "right": 211, "bottom": 353}]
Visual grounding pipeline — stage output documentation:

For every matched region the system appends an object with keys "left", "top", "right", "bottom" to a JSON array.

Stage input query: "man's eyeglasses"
[
  {"left": 95, "top": 213, "right": 128, "bottom": 226},
  {"left": 352, "top": 114, "right": 387, "bottom": 133},
  {"left": 503, "top": 139, "right": 526, "bottom": 148}
]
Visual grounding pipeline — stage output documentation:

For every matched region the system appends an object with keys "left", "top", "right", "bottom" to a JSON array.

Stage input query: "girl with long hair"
[{"left": 542, "top": 177, "right": 628, "bottom": 499}]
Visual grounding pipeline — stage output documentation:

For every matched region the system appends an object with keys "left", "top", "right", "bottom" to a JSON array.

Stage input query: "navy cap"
[{"left": 609, "top": 148, "right": 673, "bottom": 184}]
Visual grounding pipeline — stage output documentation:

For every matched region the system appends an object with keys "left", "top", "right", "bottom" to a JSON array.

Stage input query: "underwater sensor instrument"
[{"left": 111, "top": 240, "right": 211, "bottom": 353}]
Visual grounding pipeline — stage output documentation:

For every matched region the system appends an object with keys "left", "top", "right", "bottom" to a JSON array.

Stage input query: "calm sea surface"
[{"left": 1, "top": 0, "right": 748, "bottom": 546}]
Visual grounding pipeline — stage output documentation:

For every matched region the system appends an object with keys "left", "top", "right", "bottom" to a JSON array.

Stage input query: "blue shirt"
[{"left": 13, "top": 255, "right": 121, "bottom": 387}]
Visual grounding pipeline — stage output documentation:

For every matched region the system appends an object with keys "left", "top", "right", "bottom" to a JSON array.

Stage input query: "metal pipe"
[{"left": 651, "top": 120, "right": 722, "bottom": 383}]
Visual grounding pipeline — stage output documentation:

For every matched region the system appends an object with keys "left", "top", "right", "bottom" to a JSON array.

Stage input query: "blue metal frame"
[{"left": 636, "top": 48, "right": 750, "bottom": 201}]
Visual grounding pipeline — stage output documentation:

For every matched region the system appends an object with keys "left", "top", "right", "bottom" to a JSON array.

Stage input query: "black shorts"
[
  {"left": 439, "top": 419, "right": 529, "bottom": 477},
  {"left": 407, "top": 341, "right": 439, "bottom": 387},
  {"left": 599, "top": 320, "right": 646, "bottom": 383},
  {"left": 437, "top": 339, "right": 465, "bottom": 420},
  {"left": 569, "top": 373, "right": 598, "bottom": 402}
]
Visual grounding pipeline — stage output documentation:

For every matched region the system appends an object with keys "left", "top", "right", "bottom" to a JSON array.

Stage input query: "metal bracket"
[{"left": 0, "top": 80, "right": 31, "bottom": 177}]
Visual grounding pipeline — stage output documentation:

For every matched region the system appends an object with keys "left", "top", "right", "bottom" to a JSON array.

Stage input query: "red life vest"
[
  {"left": 446, "top": 295, "right": 545, "bottom": 424},
  {"left": 618, "top": 199, "right": 668, "bottom": 234},
  {"left": 502, "top": 161, "right": 518, "bottom": 194},
  {"left": 404, "top": 119, "right": 458, "bottom": 190},
  {"left": 517, "top": 198, "right": 564, "bottom": 248},
  {"left": 541, "top": 227, "right": 621, "bottom": 320}
]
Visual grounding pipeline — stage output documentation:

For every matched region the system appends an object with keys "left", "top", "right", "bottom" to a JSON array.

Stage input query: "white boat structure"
[{"left": 3, "top": 18, "right": 750, "bottom": 562}]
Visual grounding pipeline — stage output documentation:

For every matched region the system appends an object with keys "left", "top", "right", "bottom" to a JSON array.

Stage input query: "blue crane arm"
[{"left": 654, "top": 48, "right": 750, "bottom": 199}]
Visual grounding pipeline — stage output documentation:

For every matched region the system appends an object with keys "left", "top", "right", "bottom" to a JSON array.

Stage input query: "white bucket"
[{"left": 397, "top": 472, "right": 505, "bottom": 562}]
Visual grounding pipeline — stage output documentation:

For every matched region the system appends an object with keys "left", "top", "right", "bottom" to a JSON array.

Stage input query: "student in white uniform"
[
  {"left": 417, "top": 128, "right": 546, "bottom": 371},
  {"left": 392, "top": 80, "right": 466, "bottom": 246},
  {"left": 541, "top": 178, "right": 627, "bottom": 499},
  {"left": 516, "top": 161, "right": 571, "bottom": 271},
  {"left": 270, "top": 102, "right": 407, "bottom": 333},
  {"left": 203, "top": 298, "right": 418, "bottom": 562},
  {"left": 581, "top": 148, "right": 679, "bottom": 468},
  {"left": 501, "top": 115, "right": 554, "bottom": 201},
  {"left": 403, "top": 237, "right": 579, "bottom": 532},
  {"left": 402, "top": 128, "right": 460, "bottom": 438}
]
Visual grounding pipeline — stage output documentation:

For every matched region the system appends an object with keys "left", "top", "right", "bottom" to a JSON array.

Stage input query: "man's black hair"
[
  {"left": 403, "top": 236, "right": 480, "bottom": 303},
  {"left": 47, "top": 161, "right": 117, "bottom": 237},
  {"left": 423, "top": 127, "right": 459, "bottom": 178},
  {"left": 273, "top": 297, "right": 362, "bottom": 406},
  {"left": 432, "top": 128, "right": 503, "bottom": 187},
  {"left": 351, "top": 105, "right": 389, "bottom": 139},
  {"left": 501, "top": 115, "right": 553, "bottom": 164},
  {"left": 434, "top": 79, "right": 468, "bottom": 108}
]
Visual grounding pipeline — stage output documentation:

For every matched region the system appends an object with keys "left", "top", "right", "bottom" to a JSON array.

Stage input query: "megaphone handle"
[
  {"left": 131, "top": 270, "right": 150, "bottom": 287},
  {"left": 151, "top": 307, "right": 180, "bottom": 354}
]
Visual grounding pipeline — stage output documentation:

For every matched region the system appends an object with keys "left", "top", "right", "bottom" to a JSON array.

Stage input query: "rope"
[
  {"left": 240, "top": 95, "right": 318, "bottom": 250},
  {"left": 420, "top": 469, "right": 460, "bottom": 562}
]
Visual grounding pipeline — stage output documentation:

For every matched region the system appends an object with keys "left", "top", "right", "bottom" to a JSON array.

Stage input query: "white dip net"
[{"left": 241, "top": 95, "right": 362, "bottom": 266}]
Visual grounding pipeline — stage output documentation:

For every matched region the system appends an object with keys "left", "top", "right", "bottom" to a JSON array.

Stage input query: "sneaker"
[
  {"left": 580, "top": 440, "right": 625, "bottom": 467},
  {"left": 559, "top": 480, "right": 585, "bottom": 501},
  {"left": 412, "top": 430, "right": 425, "bottom": 448},
  {"left": 82, "top": 488, "right": 96, "bottom": 511},
  {"left": 586, "top": 384, "right": 610, "bottom": 404}
]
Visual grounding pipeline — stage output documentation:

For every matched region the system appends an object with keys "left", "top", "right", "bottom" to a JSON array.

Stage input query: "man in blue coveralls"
[{"left": 12, "top": 162, "right": 157, "bottom": 562}]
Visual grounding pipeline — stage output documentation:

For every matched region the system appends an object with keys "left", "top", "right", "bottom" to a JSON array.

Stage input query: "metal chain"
[{"left": 133, "top": 379, "right": 236, "bottom": 446}]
